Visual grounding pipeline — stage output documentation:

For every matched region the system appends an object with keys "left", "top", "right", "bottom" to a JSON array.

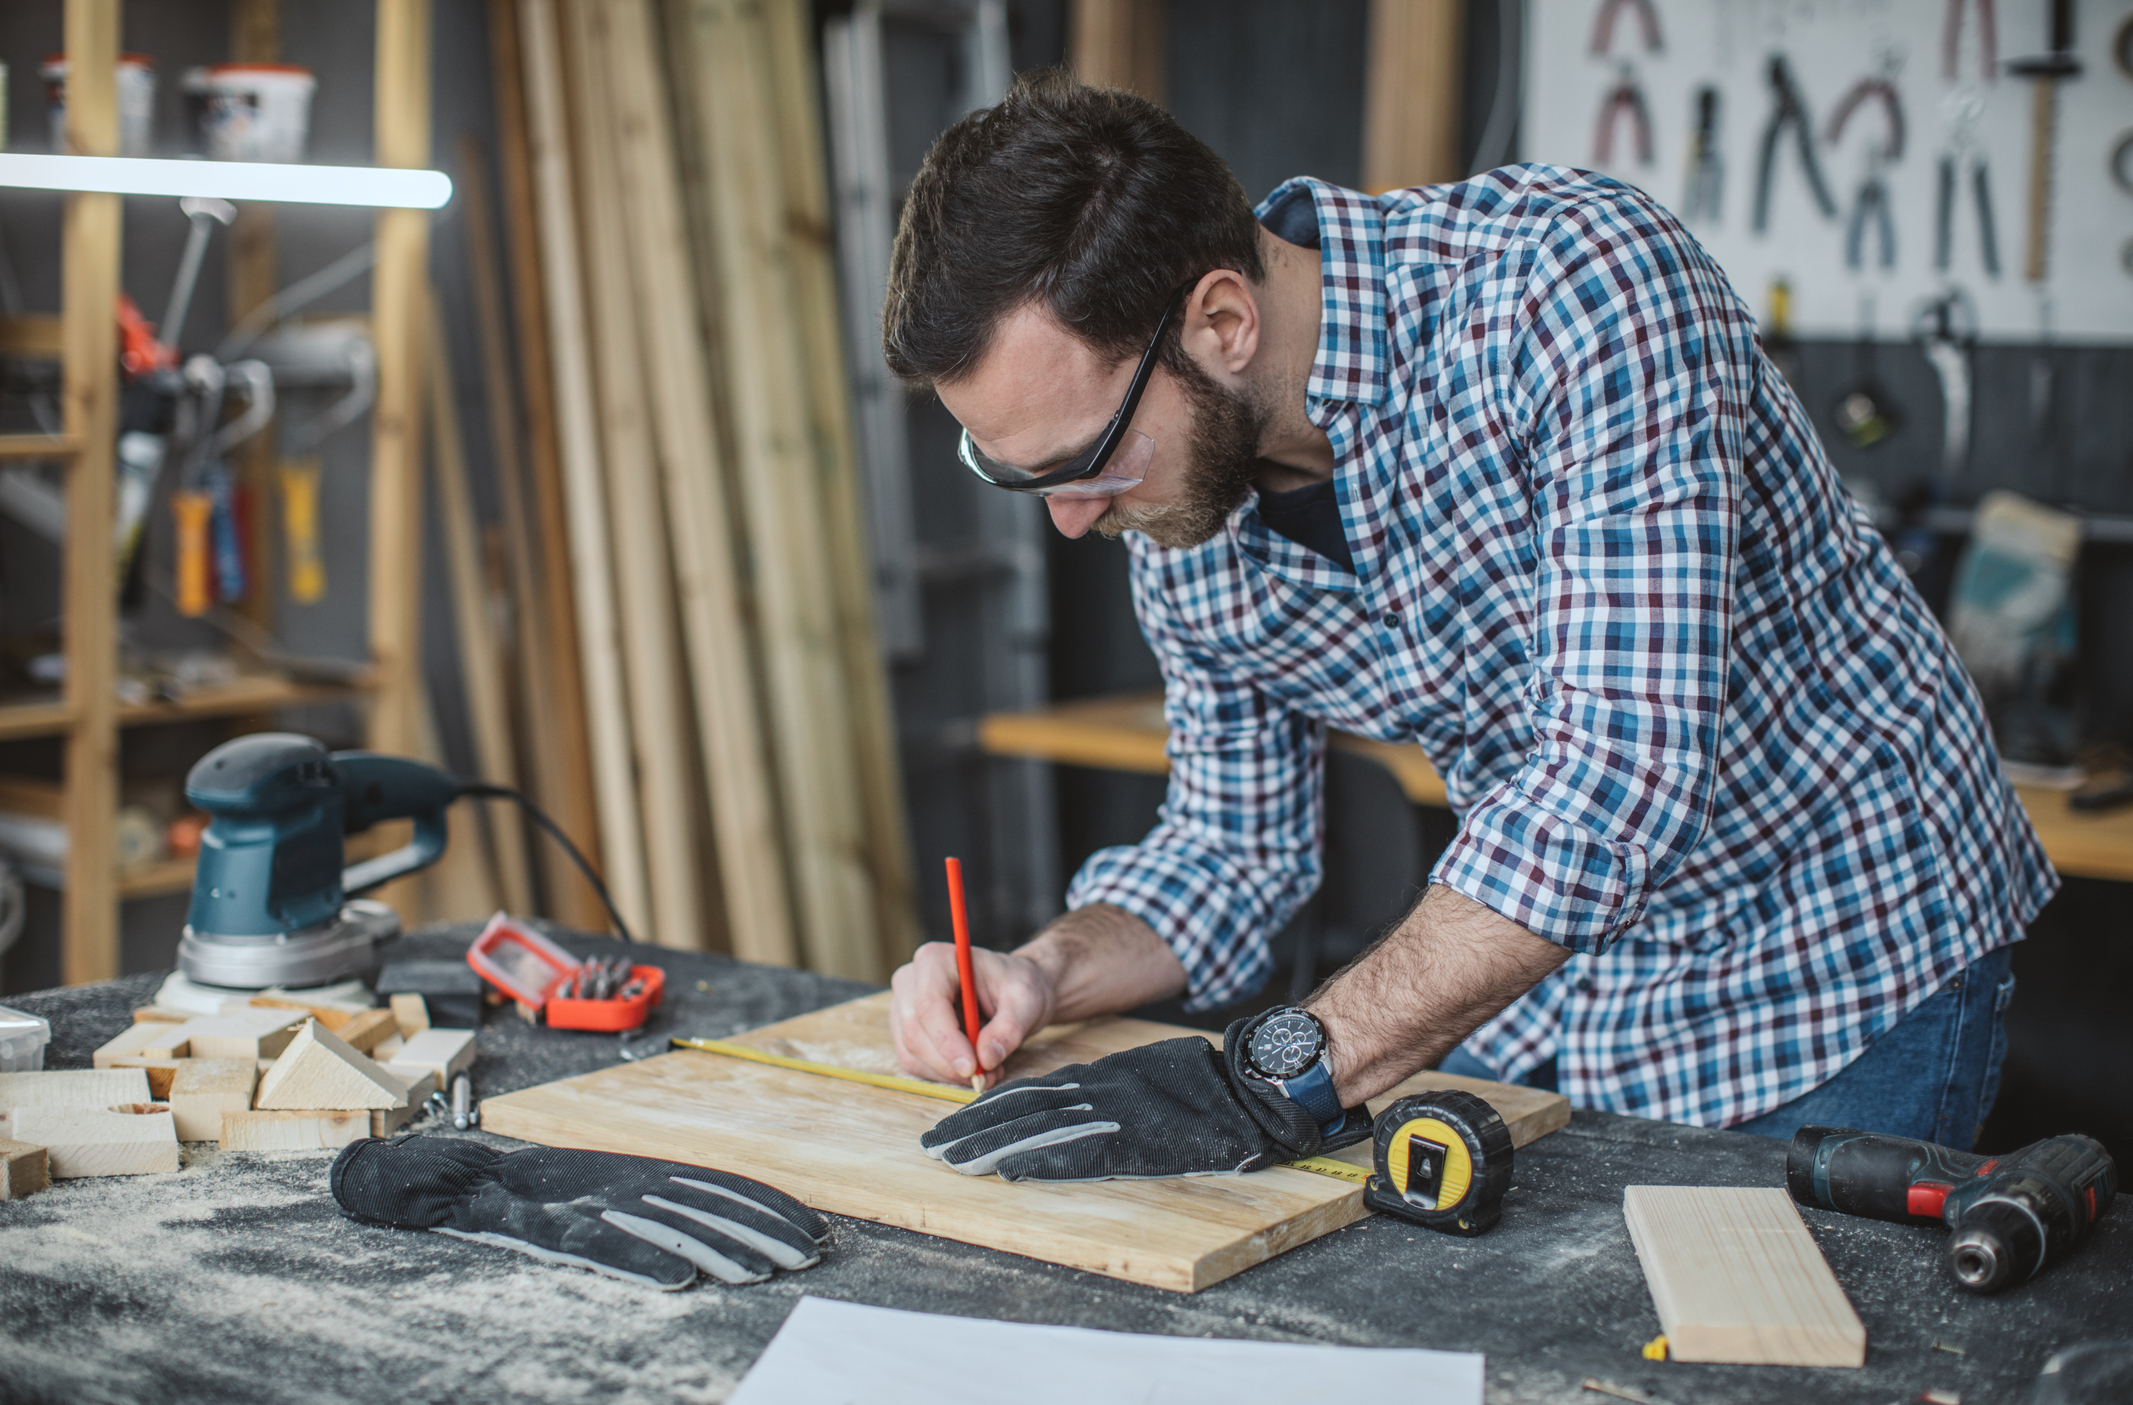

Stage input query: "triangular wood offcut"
[{"left": 254, "top": 1021, "right": 409, "bottom": 1111}]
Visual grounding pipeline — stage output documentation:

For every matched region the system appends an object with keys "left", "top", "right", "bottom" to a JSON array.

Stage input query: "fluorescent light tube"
[{"left": 0, "top": 154, "right": 451, "bottom": 209}]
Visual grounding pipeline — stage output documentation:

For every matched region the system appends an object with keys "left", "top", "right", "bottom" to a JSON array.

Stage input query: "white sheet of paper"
[{"left": 728, "top": 1297, "right": 1486, "bottom": 1405}]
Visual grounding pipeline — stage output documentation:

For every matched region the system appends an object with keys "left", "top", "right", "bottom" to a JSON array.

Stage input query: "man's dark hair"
[{"left": 884, "top": 69, "right": 1265, "bottom": 386}]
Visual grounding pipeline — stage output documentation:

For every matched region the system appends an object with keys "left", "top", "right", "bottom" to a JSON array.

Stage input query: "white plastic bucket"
[
  {"left": 200, "top": 63, "right": 316, "bottom": 164},
  {"left": 41, "top": 52, "right": 156, "bottom": 157}
]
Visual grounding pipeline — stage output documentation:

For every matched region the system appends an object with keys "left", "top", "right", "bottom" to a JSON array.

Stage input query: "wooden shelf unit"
[{"left": 7, "top": 0, "right": 432, "bottom": 984}]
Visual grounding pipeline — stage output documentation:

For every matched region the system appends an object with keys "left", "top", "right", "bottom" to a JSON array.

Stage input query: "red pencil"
[{"left": 945, "top": 856, "right": 984, "bottom": 1093}]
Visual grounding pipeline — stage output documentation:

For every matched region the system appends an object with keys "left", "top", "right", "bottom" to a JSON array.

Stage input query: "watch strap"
[{"left": 1276, "top": 1059, "right": 1345, "bottom": 1134}]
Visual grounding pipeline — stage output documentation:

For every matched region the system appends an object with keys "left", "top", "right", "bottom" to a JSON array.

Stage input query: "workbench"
[{"left": 1, "top": 928, "right": 2124, "bottom": 1404}]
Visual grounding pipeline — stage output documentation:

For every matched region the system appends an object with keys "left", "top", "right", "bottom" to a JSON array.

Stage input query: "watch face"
[{"left": 1249, "top": 1010, "right": 1323, "bottom": 1080}]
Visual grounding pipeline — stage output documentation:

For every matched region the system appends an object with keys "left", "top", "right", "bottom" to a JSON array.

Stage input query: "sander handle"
[{"left": 332, "top": 751, "right": 463, "bottom": 895}]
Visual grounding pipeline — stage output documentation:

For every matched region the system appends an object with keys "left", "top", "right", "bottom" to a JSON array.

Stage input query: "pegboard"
[{"left": 1522, "top": 0, "right": 2133, "bottom": 344}]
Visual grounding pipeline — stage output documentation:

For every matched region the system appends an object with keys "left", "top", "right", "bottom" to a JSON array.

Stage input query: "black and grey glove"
[
  {"left": 330, "top": 1136, "right": 829, "bottom": 1290},
  {"left": 919, "top": 1020, "right": 1369, "bottom": 1182}
]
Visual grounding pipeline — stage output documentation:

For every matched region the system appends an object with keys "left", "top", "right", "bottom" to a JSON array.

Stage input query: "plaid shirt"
[{"left": 1065, "top": 167, "right": 2057, "bottom": 1129}]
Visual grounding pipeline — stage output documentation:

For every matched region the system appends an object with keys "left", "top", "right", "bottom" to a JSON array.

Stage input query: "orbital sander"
[{"left": 177, "top": 732, "right": 630, "bottom": 990}]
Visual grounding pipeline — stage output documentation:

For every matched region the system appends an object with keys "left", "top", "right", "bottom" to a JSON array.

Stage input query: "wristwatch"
[{"left": 1239, "top": 1005, "right": 1345, "bottom": 1134}]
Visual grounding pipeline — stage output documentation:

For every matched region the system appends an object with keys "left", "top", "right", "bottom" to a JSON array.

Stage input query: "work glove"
[
  {"left": 330, "top": 1136, "right": 829, "bottom": 1290},
  {"left": 919, "top": 1020, "right": 1368, "bottom": 1182}
]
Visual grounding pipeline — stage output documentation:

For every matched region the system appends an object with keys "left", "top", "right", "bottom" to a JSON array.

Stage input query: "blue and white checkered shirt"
[{"left": 1064, "top": 166, "right": 2057, "bottom": 1129}]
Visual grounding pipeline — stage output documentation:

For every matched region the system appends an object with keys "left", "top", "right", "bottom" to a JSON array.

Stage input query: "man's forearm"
[
  {"left": 1020, "top": 903, "right": 1188, "bottom": 1023},
  {"left": 1305, "top": 884, "right": 1569, "bottom": 1106}
]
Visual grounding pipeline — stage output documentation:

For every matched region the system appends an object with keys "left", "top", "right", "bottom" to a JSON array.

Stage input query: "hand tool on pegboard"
[
  {"left": 2008, "top": 0, "right": 2082, "bottom": 283},
  {"left": 1828, "top": 71, "right": 1905, "bottom": 272},
  {"left": 1753, "top": 54, "right": 1838, "bottom": 234},
  {"left": 1935, "top": 88, "right": 2002, "bottom": 279},
  {"left": 1789, "top": 1125, "right": 2116, "bottom": 1293},
  {"left": 1587, "top": 0, "right": 1661, "bottom": 58},
  {"left": 1595, "top": 65, "right": 1653, "bottom": 167},
  {"left": 1681, "top": 86, "right": 1724, "bottom": 222},
  {"left": 1942, "top": 0, "right": 1998, "bottom": 84}
]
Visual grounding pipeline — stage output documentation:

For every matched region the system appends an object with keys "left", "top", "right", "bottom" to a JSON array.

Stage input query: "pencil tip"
[{"left": 971, "top": 1075, "right": 986, "bottom": 1094}]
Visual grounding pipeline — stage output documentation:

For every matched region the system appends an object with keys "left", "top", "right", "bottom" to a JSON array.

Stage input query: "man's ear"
[{"left": 1181, "top": 269, "right": 1261, "bottom": 378}]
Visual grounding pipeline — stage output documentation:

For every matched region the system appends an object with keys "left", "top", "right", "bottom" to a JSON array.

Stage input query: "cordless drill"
[{"left": 1787, "top": 1126, "right": 2117, "bottom": 1294}]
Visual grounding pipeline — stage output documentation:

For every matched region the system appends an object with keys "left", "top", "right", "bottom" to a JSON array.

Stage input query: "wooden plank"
[
  {"left": 0, "top": 316, "right": 64, "bottom": 359},
  {"left": 452, "top": 129, "right": 601, "bottom": 931},
  {"left": 228, "top": 0, "right": 281, "bottom": 650},
  {"left": 169, "top": 1059, "right": 259, "bottom": 1142},
  {"left": 516, "top": 0, "right": 653, "bottom": 939},
  {"left": 0, "top": 434, "right": 81, "bottom": 461},
  {"left": 384, "top": 1028, "right": 475, "bottom": 1092},
  {"left": 1363, "top": 0, "right": 1468, "bottom": 193},
  {"left": 484, "top": 0, "right": 609, "bottom": 934},
  {"left": 668, "top": 0, "right": 883, "bottom": 980},
  {"left": 60, "top": 0, "right": 123, "bottom": 988},
  {"left": 253, "top": 1022, "right": 408, "bottom": 1111},
  {"left": 1071, "top": 0, "right": 1167, "bottom": 102},
  {"left": 483, "top": 992, "right": 1567, "bottom": 1293},
  {"left": 93, "top": 1020, "right": 178, "bottom": 1068},
  {"left": 0, "top": 1138, "right": 50, "bottom": 1199},
  {"left": 335, "top": 1007, "right": 400, "bottom": 1055},
  {"left": 389, "top": 993, "right": 431, "bottom": 1039},
  {"left": 0, "top": 701, "right": 78, "bottom": 742},
  {"left": 0, "top": 773, "right": 64, "bottom": 821},
  {"left": 1623, "top": 1185, "right": 1866, "bottom": 1368},
  {"left": 423, "top": 294, "right": 534, "bottom": 913},
  {"left": 760, "top": 0, "right": 920, "bottom": 970},
  {"left": 106, "top": 1057, "right": 184, "bottom": 1100},
  {"left": 143, "top": 1010, "right": 304, "bottom": 1061},
  {"left": 221, "top": 1108, "right": 369, "bottom": 1152},
  {"left": 11, "top": 1105, "right": 178, "bottom": 1177},
  {"left": 605, "top": 0, "right": 797, "bottom": 966},
  {"left": 560, "top": 0, "right": 712, "bottom": 952},
  {"left": 0, "top": 1068, "right": 151, "bottom": 1111}
]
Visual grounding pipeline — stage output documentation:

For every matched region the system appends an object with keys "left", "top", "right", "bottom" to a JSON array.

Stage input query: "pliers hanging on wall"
[
  {"left": 1682, "top": 86, "right": 1724, "bottom": 221},
  {"left": 1753, "top": 54, "right": 1838, "bottom": 234},
  {"left": 1595, "top": 67, "right": 1653, "bottom": 167},
  {"left": 1934, "top": 88, "right": 2001, "bottom": 278},
  {"left": 1589, "top": 0, "right": 1662, "bottom": 57},
  {"left": 1941, "top": 0, "right": 1997, "bottom": 83},
  {"left": 1828, "top": 76, "right": 1905, "bottom": 271}
]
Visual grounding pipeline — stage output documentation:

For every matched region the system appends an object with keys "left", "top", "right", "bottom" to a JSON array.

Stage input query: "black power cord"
[{"left": 458, "top": 781, "right": 637, "bottom": 944}]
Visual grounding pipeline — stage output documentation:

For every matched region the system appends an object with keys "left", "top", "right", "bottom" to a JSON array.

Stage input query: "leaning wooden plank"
[
  {"left": 254, "top": 1022, "right": 408, "bottom": 1112},
  {"left": 1623, "top": 1185, "right": 1866, "bottom": 1368},
  {"left": 385, "top": 1029, "right": 475, "bottom": 1093},
  {"left": 666, "top": 0, "right": 880, "bottom": 978},
  {"left": 599, "top": 0, "right": 795, "bottom": 965},
  {"left": 0, "top": 1136, "right": 50, "bottom": 1199},
  {"left": 486, "top": 0, "right": 610, "bottom": 934},
  {"left": 221, "top": 1109, "right": 369, "bottom": 1152},
  {"left": 169, "top": 1059, "right": 260, "bottom": 1142},
  {"left": 515, "top": 0, "right": 651, "bottom": 938},
  {"left": 757, "top": 0, "right": 918, "bottom": 969},
  {"left": 0, "top": 1068, "right": 151, "bottom": 1110},
  {"left": 11, "top": 1105, "right": 178, "bottom": 1177},
  {"left": 334, "top": 1006, "right": 400, "bottom": 1057}
]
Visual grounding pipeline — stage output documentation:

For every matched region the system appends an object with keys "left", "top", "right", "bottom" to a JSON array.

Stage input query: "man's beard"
[{"left": 1093, "top": 356, "right": 1263, "bottom": 550}]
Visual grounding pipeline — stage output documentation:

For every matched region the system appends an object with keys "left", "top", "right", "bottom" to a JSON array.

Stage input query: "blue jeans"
[{"left": 1441, "top": 945, "right": 2017, "bottom": 1149}]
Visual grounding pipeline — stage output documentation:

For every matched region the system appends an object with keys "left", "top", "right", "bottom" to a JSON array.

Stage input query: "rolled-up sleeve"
[
  {"left": 1065, "top": 550, "right": 1325, "bottom": 1010},
  {"left": 1431, "top": 208, "right": 1745, "bottom": 953}
]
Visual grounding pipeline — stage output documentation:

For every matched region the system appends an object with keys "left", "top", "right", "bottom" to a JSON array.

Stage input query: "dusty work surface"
[{"left": 1, "top": 928, "right": 2126, "bottom": 1405}]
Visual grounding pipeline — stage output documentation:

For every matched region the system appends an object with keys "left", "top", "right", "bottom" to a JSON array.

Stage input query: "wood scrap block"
[
  {"left": 254, "top": 1021, "right": 408, "bottom": 1111},
  {"left": 335, "top": 1007, "right": 399, "bottom": 1055},
  {"left": 107, "top": 1057, "right": 184, "bottom": 1100},
  {"left": 243, "top": 993, "right": 374, "bottom": 1031},
  {"left": 143, "top": 1009, "right": 305, "bottom": 1060},
  {"left": 220, "top": 1108, "right": 369, "bottom": 1152},
  {"left": 95, "top": 1021, "right": 183, "bottom": 1067},
  {"left": 0, "top": 1137, "right": 49, "bottom": 1199},
  {"left": 385, "top": 1028, "right": 475, "bottom": 1091},
  {"left": 372, "top": 1033, "right": 405, "bottom": 1062},
  {"left": 10, "top": 1105, "right": 179, "bottom": 1177},
  {"left": 0, "top": 1067, "right": 152, "bottom": 1111},
  {"left": 379, "top": 1063, "right": 437, "bottom": 1105},
  {"left": 132, "top": 1006, "right": 194, "bottom": 1024},
  {"left": 1623, "top": 1186, "right": 1866, "bottom": 1368},
  {"left": 371, "top": 1102, "right": 413, "bottom": 1137},
  {"left": 169, "top": 1059, "right": 260, "bottom": 1142},
  {"left": 389, "top": 993, "right": 430, "bottom": 1039}
]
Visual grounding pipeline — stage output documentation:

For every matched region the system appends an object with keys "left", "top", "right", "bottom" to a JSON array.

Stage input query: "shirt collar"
[{"left": 1254, "top": 177, "right": 1390, "bottom": 414}]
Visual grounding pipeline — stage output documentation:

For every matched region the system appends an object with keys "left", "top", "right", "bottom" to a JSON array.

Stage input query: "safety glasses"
[{"left": 956, "top": 285, "right": 1187, "bottom": 497}]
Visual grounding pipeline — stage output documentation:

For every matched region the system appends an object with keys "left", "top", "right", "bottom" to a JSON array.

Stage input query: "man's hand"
[
  {"left": 919, "top": 1024, "right": 1336, "bottom": 1181},
  {"left": 889, "top": 903, "right": 1188, "bottom": 1087}
]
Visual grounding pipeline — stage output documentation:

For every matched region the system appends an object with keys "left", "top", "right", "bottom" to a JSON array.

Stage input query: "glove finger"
[
  {"left": 604, "top": 1210, "right": 768, "bottom": 1286},
  {"left": 925, "top": 1105, "right": 1120, "bottom": 1176},
  {"left": 667, "top": 1167, "right": 830, "bottom": 1244},
  {"left": 433, "top": 1220, "right": 696, "bottom": 1291},
  {"left": 661, "top": 1179, "right": 824, "bottom": 1266},
  {"left": 918, "top": 1082, "right": 1094, "bottom": 1152}
]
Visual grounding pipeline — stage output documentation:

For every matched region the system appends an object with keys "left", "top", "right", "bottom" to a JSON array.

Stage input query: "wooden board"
[
  {"left": 169, "top": 1059, "right": 259, "bottom": 1143},
  {"left": 221, "top": 1109, "right": 370, "bottom": 1152},
  {"left": 483, "top": 992, "right": 1567, "bottom": 1292},
  {"left": 11, "top": 1105, "right": 178, "bottom": 1177},
  {"left": 0, "top": 1068, "right": 151, "bottom": 1111},
  {"left": 1623, "top": 1185, "right": 1866, "bottom": 1368}
]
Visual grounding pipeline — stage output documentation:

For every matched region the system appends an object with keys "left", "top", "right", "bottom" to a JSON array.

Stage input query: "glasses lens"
[
  {"left": 958, "top": 423, "right": 1111, "bottom": 488},
  {"left": 1027, "top": 431, "right": 1153, "bottom": 499}
]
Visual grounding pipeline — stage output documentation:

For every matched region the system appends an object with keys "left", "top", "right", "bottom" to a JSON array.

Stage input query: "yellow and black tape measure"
[{"left": 1362, "top": 1090, "right": 1513, "bottom": 1236}]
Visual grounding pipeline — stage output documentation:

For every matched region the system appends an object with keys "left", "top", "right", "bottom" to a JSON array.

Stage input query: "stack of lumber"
[
  {"left": 466, "top": 0, "right": 916, "bottom": 979},
  {"left": 82, "top": 998, "right": 476, "bottom": 1153}
]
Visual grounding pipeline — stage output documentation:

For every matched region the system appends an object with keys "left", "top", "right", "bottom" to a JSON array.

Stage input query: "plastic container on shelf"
[
  {"left": 0, "top": 1004, "right": 52, "bottom": 1073},
  {"left": 41, "top": 52, "right": 156, "bottom": 157},
  {"left": 198, "top": 63, "right": 316, "bottom": 163}
]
